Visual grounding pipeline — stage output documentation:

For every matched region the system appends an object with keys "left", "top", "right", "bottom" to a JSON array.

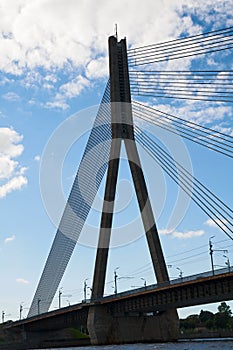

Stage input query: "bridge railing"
[
  {"left": 9, "top": 267, "right": 232, "bottom": 324},
  {"left": 101, "top": 267, "right": 232, "bottom": 301}
]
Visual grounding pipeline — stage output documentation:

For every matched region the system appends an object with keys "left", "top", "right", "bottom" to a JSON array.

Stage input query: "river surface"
[{"left": 34, "top": 339, "right": 233, "bottom": 350}]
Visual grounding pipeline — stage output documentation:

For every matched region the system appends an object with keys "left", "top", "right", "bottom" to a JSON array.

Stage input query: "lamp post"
[
  {"left": 2, "top": 311, "right": 11, "bottom": 323},
  {"left": 141, "top": 278, "right": 147, "bottom": 287},
  {"left": 176, "top": 267, "right": 183, "bottom": 279},
  {"left": 19, "top": 303, "right": 24, "bottom": 320},
  {"left": 114, "top": 267, "right": 120, "bottom": 295},
  {"left": 58, "top": 287, "right": 63, "bottom": 309},
  {"left": 167, "top": 265, "right": 183, "bottom": 279},
  {"left": 209, "top": 236, "right": 215, "bottom": 275},
  {"left": 84, "top": 279, "right": 89, "bottom": 302},
  {"left": 209, "top": 236, "right": 228, "bottom": 275},
  {"left": 223, "top": 255, "right": 231, "bottom": 272}
]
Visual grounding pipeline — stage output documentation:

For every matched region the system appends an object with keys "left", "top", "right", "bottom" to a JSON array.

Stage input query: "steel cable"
[
  {"left": 134, "top": 126, "right": 233, "bottom": 240},
  {"left": 132, "top": 102, "right": 233, "bottom": 158},
  {"left": 128, "top": 27, "right": 233, "bottom": 66}
]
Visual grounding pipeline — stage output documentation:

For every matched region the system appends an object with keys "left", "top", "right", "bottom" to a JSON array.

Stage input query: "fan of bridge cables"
[
  {"left": 128, "top": 26, "right": 233, "bottom": 66},
  {"left": 133, "top": 101, "right": 233, "bottom": 158},
  {"left": 128, "top": 26, "right": 233, "bottom": 103},
  {"left": 28, "top": 81, "right": 112, "bottom": 317},
  {"left": 127, "top": 26, "right": 233, "bottom": 240},
  {"left": 133, "top": 102, "right": 233, "bottom": 241},
  {"left": 129, "top": 70, "right": 233, "bottom": 103}
]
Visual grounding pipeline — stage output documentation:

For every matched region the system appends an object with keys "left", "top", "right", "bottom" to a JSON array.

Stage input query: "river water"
[{"left": 35, "top": 339, "right": 233, "bottom": 349}]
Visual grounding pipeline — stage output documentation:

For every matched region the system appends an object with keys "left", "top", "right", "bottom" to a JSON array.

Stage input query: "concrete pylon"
[{"left": 87, "top": 35, "right": 179, "bottom": 345}]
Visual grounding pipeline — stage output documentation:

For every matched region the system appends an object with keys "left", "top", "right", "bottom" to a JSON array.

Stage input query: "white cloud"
[
  {"left": 0, "top": 127, "right": 23, "bottom": 157},
  {"left": 0, "top": 175, "right": 28, "bottom": 198},
  {"left": 160, "top": 228, "right": 205, "bottom": 239},
  {"left": 34, "top": 155, "right": 40, "bottom": 162},
  {"left": 4, "top": 235, "right": 15, "bottom": 243},
  {"left": 149, "top": 102, "right": 233, "bottom": 129},
  {"left": 0, "top": 1, "right": 230, "bottom": 75},
  {"left": 43, "top": 83, "right": 53, "bottom": 90},
  {"left": 0, "top": 127, "right": 27, "bottom": 198},
  {"left": 18, "top": 166, "right": 27, "bottom": 175},
  {"left": 16, "top": 278, "right": 29, "bottom": 284},
  {"left": 45, "top": 75, "right": 90, "bottom": 109},
  {"left": 213, "top": 125, "right": 233, "bottom": 137},
  {"left": 86, "top": 56, "right": 108, "bottom": 79},
  {"left": 159, "top": 228, "right": 173, "bottom": 236},
  {"left": 173, "top": 230, "right": 205, "bottom": 239},
  {"left": 2, "top": 92, "right": 20, "bottom": 101},
  {"left": 206, "top": 218, "right": 217, "bottom": 227},
  {"left": 0, "top": 156, "right": 18, "bottom": 180},
  {"left": 45, "top": 100, "right": 69, "bottom": 111},
  {"left": 205, "top": 218, "right": 227, "bottom": 229},
  {"left": 44, "top": 74, "right": 57, "bottom": 83},
  {"left": 59, "top": 75, "right": 90, "bottom": 98},
  {"left": 0, "top": 1, "right": 231, "bottom": 109}
]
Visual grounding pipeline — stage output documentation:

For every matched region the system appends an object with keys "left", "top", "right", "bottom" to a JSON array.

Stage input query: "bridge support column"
[{"left": 87, "top": 306, "right": 179, "bottom": 345}]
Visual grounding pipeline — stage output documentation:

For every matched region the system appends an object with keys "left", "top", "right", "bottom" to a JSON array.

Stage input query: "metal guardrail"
[
  {"left": 8, "top": 267, "right": 232, "bottom": 325},
  {"left": 101, "top": 267, "right": 233, "bottom": 301}
]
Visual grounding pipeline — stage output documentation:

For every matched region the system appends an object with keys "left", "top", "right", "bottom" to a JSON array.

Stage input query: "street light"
[
  {"left": 167, "top": 265, "right": 183, "bottom": 279},
  {"left": 209, "top": 236, "right": 215, "bottom": 275},
  {"left": 209, "top": 236, "right": 228, "bottom": 275},
  {"left": 58, "top": 287, "right": 63, "bottom": 309},
  {"left": 114, "top": 267, "right": 120, "bottom": 295},
  {"left": 176, "top": 267, "right": 183, "bottom": 279},
  {"left": 59, "top": 289, "right": 72, "bottom": 308},
  {"left": 19, "top": 302, "right": 24, "bottom": 320},
  {"left": 84, "top": 279, "right": 89, "bottom": 302},
  {"left": 141, "top": 278, "right": 147, "bottom": 287},
  {"left": 223, "top": 255, "right": 231, "bottom": 272},
  {"left": 1, "top": 311, "right": 11, "bottom": 323}
]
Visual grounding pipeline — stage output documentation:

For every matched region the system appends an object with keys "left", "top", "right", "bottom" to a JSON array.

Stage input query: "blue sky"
[{"left": 0, "top": 0, "right": 233, "bottom": 321}]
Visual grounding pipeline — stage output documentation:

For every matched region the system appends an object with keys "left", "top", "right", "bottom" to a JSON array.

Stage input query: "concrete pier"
[{"left": 87, "top": 305, "right": 179, "bottom": 345}]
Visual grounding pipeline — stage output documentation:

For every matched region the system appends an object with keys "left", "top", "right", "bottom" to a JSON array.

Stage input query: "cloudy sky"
[{"left": 0, "top": 0, "right": 233, "bottom": 320}]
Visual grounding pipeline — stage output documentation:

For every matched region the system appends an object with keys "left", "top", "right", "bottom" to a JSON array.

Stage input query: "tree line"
[{"left": 180, "top": 302, "right": 233, "bottom": 331}]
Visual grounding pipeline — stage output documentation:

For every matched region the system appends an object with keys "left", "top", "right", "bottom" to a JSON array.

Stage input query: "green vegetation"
[
  {"left": 71, "top": 328, "right": 89, "bottom": 339},
  {"left": 180, "top": 302, "right": 233, "bottom": 333}
]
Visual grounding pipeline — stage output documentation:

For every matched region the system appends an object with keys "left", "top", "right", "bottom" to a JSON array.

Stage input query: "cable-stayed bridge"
[{"left": 3, "top": 26, "right": 233, "bottom": 349}]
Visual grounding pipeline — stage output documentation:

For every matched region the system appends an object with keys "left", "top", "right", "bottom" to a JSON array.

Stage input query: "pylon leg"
[
  {"left": 124, "top": 138, "right": 169, "bottom": 283},
  {"left": 91, "top": 138, "right": 121, "bottom": 300}
]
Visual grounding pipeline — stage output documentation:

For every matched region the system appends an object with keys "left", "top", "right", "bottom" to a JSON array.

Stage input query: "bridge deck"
[{"left": 5, "top": 268, "right": 233, "bottom": 331}]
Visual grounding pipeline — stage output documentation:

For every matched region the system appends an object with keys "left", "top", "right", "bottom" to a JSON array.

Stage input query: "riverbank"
[
  {"left": 1, "top": 325, "right": 233, "bottom": 350},
  {"left": 180, "top": 329, "right": 233, "bottom": 340}
]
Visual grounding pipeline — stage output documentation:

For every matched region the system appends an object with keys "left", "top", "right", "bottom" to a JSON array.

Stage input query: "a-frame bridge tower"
[{"left": 87, "top": 36, "right": 179, "bottom": 344}]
